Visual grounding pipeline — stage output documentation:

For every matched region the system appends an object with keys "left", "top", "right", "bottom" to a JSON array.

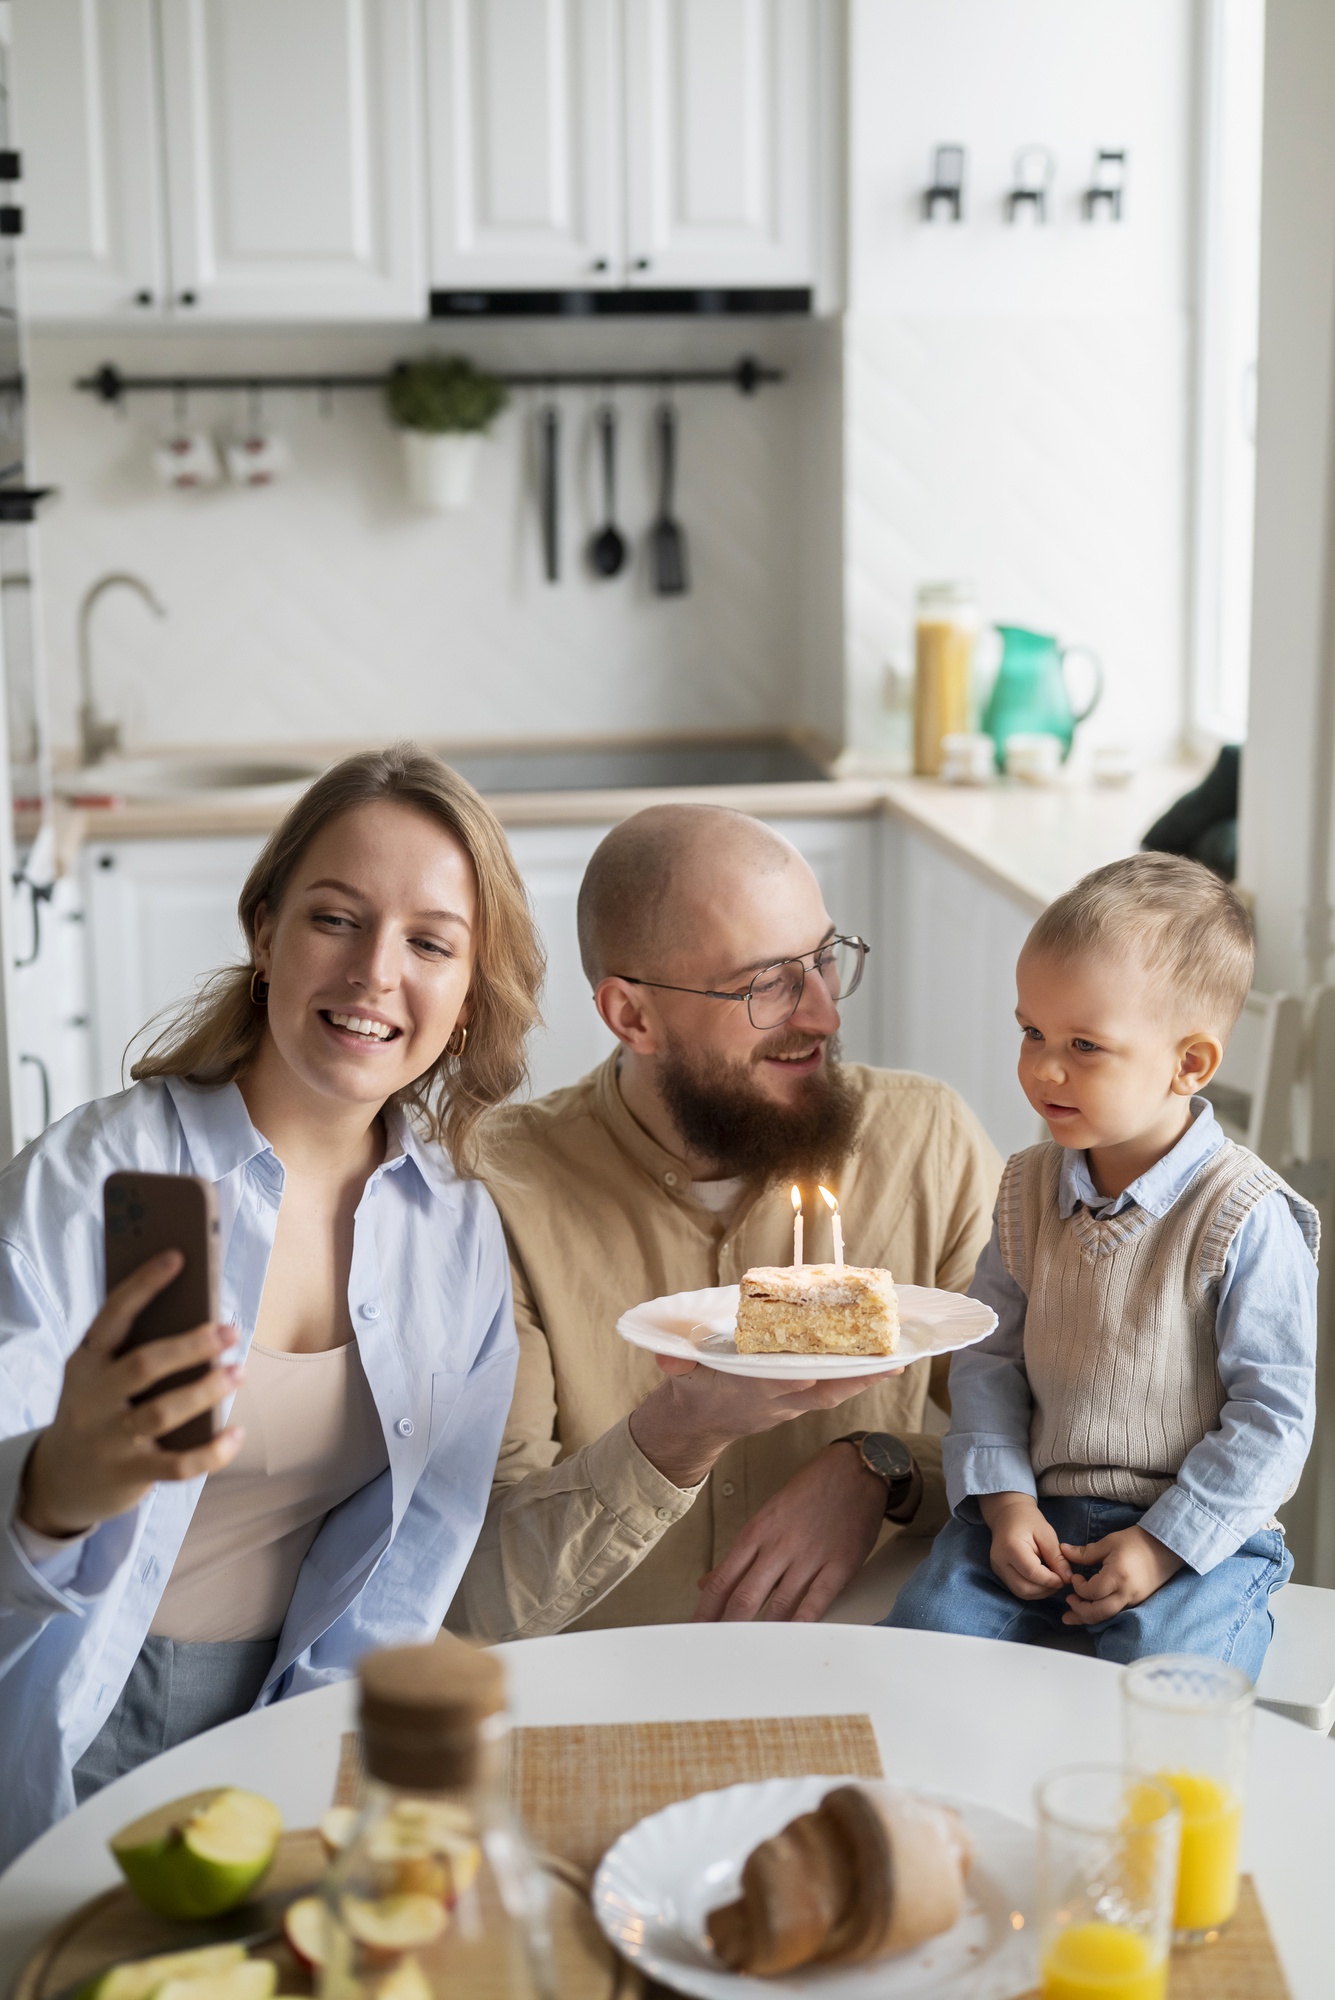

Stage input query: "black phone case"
[{"left": 104, "top": 1172, "right": 222, "bottom": 1452}]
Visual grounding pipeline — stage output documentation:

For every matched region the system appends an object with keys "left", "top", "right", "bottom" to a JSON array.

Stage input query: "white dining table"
[{"left": 1, "top": 1624, "right": 1332, "bottom": 1999}]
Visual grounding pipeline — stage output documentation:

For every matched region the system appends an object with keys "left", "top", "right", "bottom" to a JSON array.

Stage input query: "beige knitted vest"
[{"left": 997, "top": 1137, "right": 1320, "bottom": 1506}]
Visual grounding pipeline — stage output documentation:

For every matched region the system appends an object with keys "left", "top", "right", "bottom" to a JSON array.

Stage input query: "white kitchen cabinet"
[
  {"left": 9, "top": 874, "right": 94, "bottom": 1143},
  {"left": 880, "top": 819, "right": 1040, "bottom": 1161},
  {"left": 81, "top": 835, "right": 257, "bottom": 1099},
  {"left": 13, "top": 0, "right": 168, "bottom": 320},
  {"left": 17, "top": 0, "right": 425, "bottom": 322},
  {"left": 157, "top": 0, "right": 425, "bottom": 319},
  {"left": 424, "top": 0, "right": 620, "bottom": 291},
  {"left": 504, "top": 822, "right": 617, "bottom": 1098},
  {"left": 623, "top": 0, "right": 814, "bottom": 289},
  {"left": 427, "top": 0, "right": 820, "bottom": 292},
  {"left": 20, "top": 0, "right": 821, "bottom": 318}
]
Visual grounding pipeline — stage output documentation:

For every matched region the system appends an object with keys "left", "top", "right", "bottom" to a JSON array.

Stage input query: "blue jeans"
[{"left": 886, "top": 1498, "right": 1292, "bottom": 1679}]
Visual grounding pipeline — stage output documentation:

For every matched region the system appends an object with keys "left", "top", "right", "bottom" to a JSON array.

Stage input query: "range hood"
[{"left": 430, "top": 287, "right": 812, "bottom": 319}]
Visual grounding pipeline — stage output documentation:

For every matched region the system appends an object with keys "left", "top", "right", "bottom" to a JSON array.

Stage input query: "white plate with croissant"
[
  {"left": 592, "top": 1776, "right": 1036, "bottom": 1999},
  {"left": 616, "top": 1283, "right": 997, "bottom": 1379}
]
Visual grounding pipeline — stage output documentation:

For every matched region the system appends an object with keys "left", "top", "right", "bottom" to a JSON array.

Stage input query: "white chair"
[
  {"left": 824, "top": 1538, "right": 1335, "bottom": 1731},
  {"left": 1203, "top": 987, "right": 1304, "bottom": 1164}
]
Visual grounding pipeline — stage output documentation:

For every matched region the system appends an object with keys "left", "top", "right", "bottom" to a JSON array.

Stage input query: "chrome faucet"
[{"left": 77, "top": 571, "right": 167, "bottom": 767}]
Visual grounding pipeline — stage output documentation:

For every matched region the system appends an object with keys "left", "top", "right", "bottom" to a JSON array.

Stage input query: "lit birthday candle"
[
  {"left": 819, "top": 1186, "right": 844, "bottom": 1269},
  {"left": 791, "top": 1184, "right": 804, "bottom": 1266}
]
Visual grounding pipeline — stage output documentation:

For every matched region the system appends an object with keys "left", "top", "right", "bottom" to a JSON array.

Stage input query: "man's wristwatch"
[{"left": 833, "top": 1431, "right": 918, "bottom": 1516}]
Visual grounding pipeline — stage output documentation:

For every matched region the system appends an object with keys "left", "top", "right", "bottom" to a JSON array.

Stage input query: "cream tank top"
[{"left": 151, "top": 1341, "right": 389, "bottom": 1644}]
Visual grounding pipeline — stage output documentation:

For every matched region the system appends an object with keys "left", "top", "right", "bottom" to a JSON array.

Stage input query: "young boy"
[{"left": 890, "top": 852, "right": 1318, "bottom": 1673}]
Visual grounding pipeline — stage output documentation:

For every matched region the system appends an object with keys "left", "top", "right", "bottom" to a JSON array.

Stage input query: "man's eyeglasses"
[{"left": 610, "top": 934, "right": 870, "bottom": 1031}]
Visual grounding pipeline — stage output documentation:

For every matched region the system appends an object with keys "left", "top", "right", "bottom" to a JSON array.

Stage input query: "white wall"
[
  {"left": 842, "top": 0, "right": 1197, "bottom": 768},
  {"left": 1239, "top": 0, "right": 1335, "bottom": 998},
  {"left": 28, "top": 318, "right": 821, "bottom": 756}
]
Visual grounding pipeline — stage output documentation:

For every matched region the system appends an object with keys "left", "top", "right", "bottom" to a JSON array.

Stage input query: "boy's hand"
[
  {"left": 980, "top": 1492, "right": 1073, "bottom": 1599},
  {"left": 1059, "top": 1525, "right": 1184, "bottom": 1625}
]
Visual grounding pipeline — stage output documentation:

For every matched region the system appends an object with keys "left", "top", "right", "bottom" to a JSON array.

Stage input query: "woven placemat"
[
  {"left": 510, "top": 1714, "right": 883, "bottom": 1875},
  {"left": 334, "top": 1725, "right": 1288, "bottom": 1998},
  {"left": 1014, "top": 1876, "right": 1287, "bottom": 2000}
]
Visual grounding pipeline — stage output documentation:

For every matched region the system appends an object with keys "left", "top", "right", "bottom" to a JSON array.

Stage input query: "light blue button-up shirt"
[
  {"left": 0, "top": 1076, "right": 518, "bottom": 1868},
  {"left": 946, "top": 1100, "right": 1319, "bottom": 1575}
]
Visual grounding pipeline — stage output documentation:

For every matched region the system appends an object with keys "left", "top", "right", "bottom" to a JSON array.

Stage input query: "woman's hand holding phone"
[{"left": 19, "top": 1252, "right": 244, "bottom": 1542}]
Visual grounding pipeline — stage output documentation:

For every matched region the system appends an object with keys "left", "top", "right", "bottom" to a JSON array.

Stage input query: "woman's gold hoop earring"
[
  {"left": 446, "top": 1024, "right": 468, "bottom": 1060},
  {"left": 250, "top": 969, "right": 270, "bottom": 1006}
]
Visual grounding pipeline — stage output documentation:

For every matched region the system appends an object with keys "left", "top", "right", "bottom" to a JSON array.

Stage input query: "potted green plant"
[{"left": 385, "top": 355, "right": 509, "bottom": 511}]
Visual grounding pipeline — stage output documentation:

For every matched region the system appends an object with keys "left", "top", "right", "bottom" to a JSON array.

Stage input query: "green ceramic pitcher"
[{"left": 981, "top": 625, "right": 1103, "bottom": 768}]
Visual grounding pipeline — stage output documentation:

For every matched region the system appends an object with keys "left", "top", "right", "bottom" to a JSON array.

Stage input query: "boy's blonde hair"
[{"left": 1024, "top": 852, "right": 1254, "bottom": 1033}]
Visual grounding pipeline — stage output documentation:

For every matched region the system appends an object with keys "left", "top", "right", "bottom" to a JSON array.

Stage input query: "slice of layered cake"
[{"left": 735, "top": 1265, "right": 900, "bottom": 1356}]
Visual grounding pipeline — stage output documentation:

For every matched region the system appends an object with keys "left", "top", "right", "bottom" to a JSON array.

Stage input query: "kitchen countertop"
[{"left": 59, "top": 758, "right": 1206, "bottom": 916}]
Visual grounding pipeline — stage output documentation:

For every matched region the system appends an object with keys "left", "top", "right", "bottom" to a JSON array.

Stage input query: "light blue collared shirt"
[
  {"left": 0, "top": 1077, "right": 518, "bottom": 1868},
  {"left": 946, "top": 1100, "right": 1319, "bottom": 1575}
]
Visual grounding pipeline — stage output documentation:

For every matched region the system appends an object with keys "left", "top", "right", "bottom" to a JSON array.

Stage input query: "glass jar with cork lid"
[
  {"left": 319, "top": 1638, "right": 554, "bottom": 2000},
  {"left": 913, "top": 581, "right": 979, "bottom": 776}
]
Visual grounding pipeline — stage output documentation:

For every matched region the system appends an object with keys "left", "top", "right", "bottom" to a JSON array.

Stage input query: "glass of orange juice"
[
  {"left": 1036, "top": 1765, "right": 1180, "bottom": 2000},
  {"left": 1123, "top": 1654, "right": 1254, "bottom": 1945}
]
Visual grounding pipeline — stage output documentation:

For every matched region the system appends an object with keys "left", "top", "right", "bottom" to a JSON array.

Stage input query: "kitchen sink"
[
  {"left": 443, "top": 738, "right": 831, "bottom": 793},
  {"left": 56, "top": 756, "right": 326, "bottom": 803}
]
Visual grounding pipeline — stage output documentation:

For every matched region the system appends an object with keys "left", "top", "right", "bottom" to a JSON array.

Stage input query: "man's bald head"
[{"left": 577, "top": 804, "right": 802, "bottom": 985}]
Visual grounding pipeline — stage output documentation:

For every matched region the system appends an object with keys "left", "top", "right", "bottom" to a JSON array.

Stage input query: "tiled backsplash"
[
  {"left": 28, "top": 303, "right": 1192, "bottom": 766},
  {"left": 28, "top": 320, "right": 822, "bottom": 756},
  {"left": 844, "top": 312, "right": 1190, "bottom": 765}
]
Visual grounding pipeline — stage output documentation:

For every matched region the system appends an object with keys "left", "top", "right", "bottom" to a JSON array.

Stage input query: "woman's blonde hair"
[{"left": 132, "top": 744, "right": 544, "bottom": 1172}]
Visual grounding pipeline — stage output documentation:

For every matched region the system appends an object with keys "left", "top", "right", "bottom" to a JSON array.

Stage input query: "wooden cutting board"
[{"left": 9, "top": 1831, "right": 635, "bottom": 2000}]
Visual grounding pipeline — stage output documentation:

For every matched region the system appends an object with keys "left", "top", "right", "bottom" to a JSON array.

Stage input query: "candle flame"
[
  {"left": 790, "top": 1184, "right": 802, "bottom": 1212},
  {"left": 818, "top": 1185, "right": 839, "bottom": 1214}
]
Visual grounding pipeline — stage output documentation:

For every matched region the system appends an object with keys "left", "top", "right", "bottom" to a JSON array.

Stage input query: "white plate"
[
  {"left": 616, "top": 1283, "right": 997, "bottom": 1379},
  {"left": 593, "top": 1777, "right": 1037, "bottom": 2000}
]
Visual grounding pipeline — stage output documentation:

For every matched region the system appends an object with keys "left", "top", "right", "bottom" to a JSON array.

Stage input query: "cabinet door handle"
[
  {"left": 590, "top": 257, "right": 609, "bottom": 273},
  {"left": 177, "top": 290, "right": 198, "bottom": 306},
  {"left": 633, "top": 256, "right": 651, "bottom": 272},
  {"left": 134, "top": 289, "right": 154, "bottom": 307},
  {"left": 19, "top": 1053, "right": 50, "bottom": 1133}
]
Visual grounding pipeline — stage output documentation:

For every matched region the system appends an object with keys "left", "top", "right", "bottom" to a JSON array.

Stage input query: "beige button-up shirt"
[{"left": 449, "top": 1057, "right": 1000, "bottom": 1641}]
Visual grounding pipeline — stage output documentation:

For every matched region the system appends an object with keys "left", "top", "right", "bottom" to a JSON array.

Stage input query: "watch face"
[{"left": 862, "top": 1433, "right": 916, "bottom": 1484}]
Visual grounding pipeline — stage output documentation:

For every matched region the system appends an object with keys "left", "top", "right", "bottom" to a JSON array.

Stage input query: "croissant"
[{"left": 706, "top": 1784, "right": 972, "bottom": 1976}]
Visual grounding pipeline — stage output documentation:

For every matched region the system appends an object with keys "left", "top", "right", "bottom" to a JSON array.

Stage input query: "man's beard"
[{"left": 657, "top": 1030, "right": 862, "bottom": 1185}]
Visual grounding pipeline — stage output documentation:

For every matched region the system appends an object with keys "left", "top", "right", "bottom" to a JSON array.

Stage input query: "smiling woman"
[{"left": 0, "top": 746, "right": 545, "bottom": 1867}]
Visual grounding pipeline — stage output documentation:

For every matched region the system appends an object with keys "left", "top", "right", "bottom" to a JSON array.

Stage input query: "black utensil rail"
[{"left": 75, "top": 356, "right": 785, "bottom": 404}]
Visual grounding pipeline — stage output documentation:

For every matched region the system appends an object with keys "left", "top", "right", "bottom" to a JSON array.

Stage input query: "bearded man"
[{"left": 448, "top": 804, "right": 1000, "bottom": 1640}]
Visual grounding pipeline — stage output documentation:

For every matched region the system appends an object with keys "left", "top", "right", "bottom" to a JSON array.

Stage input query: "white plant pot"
[{"left": 401, "top": 430, "right": 483, "bottom": 511}]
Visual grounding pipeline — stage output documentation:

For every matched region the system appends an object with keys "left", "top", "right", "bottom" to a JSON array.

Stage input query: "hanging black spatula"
[{"left": 649, "top": 401, "right": 688, "bottom": 596}]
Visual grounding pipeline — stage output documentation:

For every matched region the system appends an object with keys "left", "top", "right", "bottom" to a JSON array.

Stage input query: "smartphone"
[{"left": 104, "top": 1171, "right": 222, "bottom": 1452}]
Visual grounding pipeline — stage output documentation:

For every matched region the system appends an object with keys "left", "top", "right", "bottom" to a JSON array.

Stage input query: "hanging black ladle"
[{"left": 588, "top": 404, "right": 628, "bottom": 578}]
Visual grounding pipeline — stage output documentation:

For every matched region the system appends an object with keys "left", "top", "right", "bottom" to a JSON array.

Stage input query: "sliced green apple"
[
  {"left": 342, "top": 1894, "right": 449, "bottom": 1956},
  {"left": 84, "top": 1944, "right": 249, "bottom": 2000},
  {"left": 154, "top": 1963, "right": 277, "bottom": 2000},
  {"left": 110, "top": 1789, "right": 284, "bottom": 1920},
  {"left": 318, "top": 1807, "right": 359, "bottom": 1859}
]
